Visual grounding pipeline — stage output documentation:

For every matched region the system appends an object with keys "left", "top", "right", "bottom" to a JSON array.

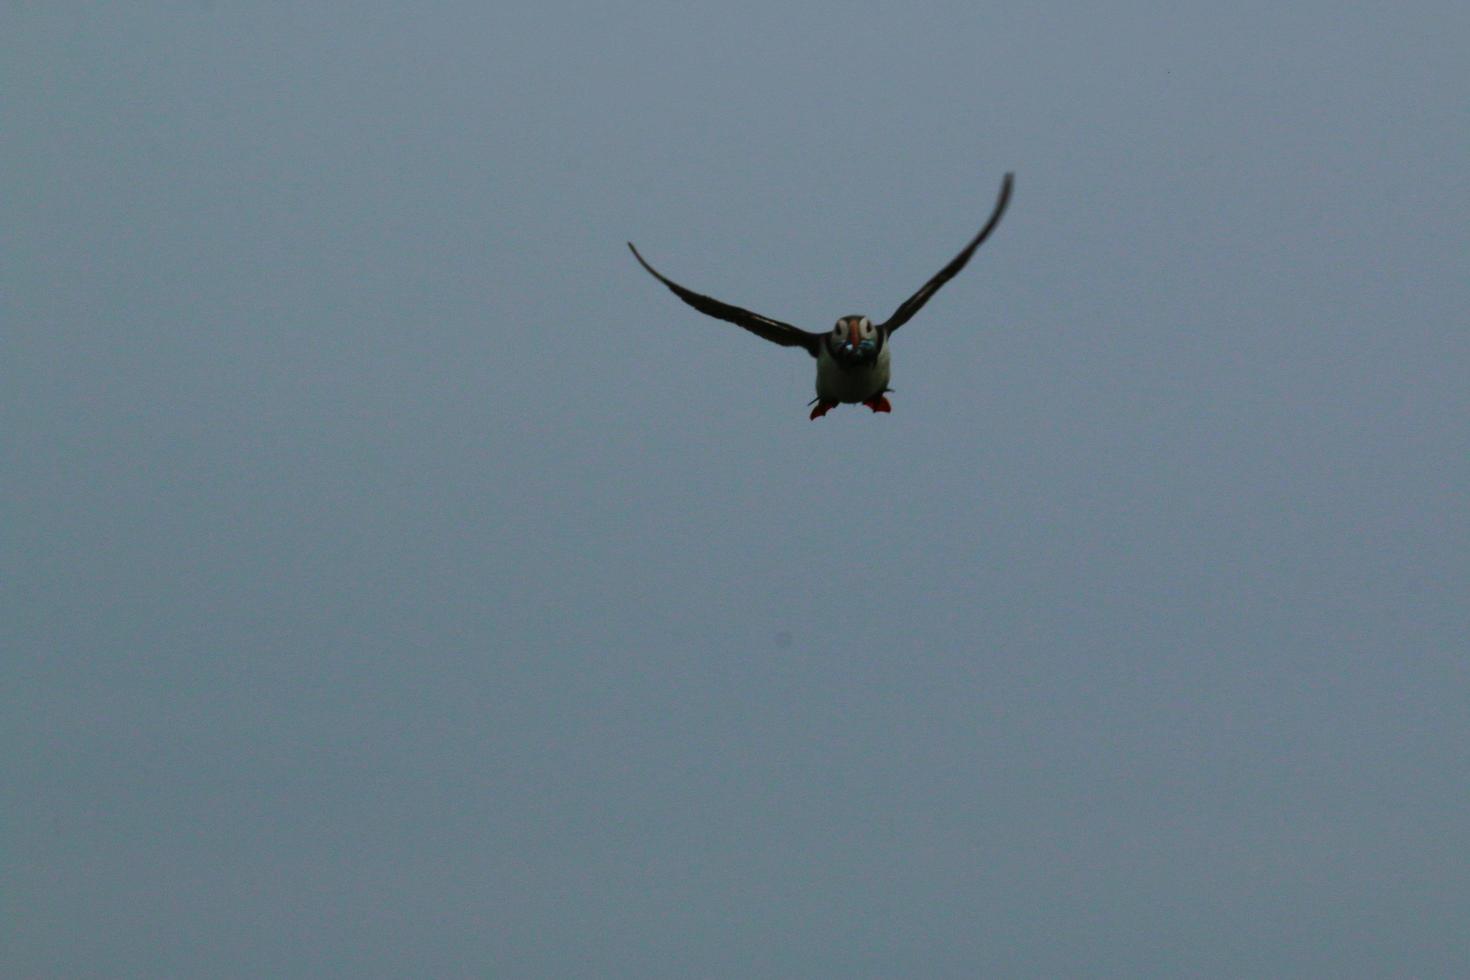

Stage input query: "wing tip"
[{"left": 627, "top": 241, "right": 660, "bottom": 278}]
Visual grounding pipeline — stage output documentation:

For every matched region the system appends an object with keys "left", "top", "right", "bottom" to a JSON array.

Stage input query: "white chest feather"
[{"left": 815, "top": 344, "right": 892, "bottom": 403}]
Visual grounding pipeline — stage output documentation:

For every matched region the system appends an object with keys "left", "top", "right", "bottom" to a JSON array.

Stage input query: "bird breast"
[{"left": 815, "top": 343, "right": 891, "bottom": 403}]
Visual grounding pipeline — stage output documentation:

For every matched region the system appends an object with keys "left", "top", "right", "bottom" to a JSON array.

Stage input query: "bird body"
[
  {"left": 816, "top": 332, "right": 891, "bottom": 405},
  {"left": 629, "top": 172, "right": 1012, "bottom": 418}
]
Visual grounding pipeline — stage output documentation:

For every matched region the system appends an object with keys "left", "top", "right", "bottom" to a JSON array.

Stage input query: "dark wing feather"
[
  {"left": 628, "top": 243, "right": 822, "bottom": 357},
  {"left": 879, "top": 172, "right": 1013, "bottom": 336}
]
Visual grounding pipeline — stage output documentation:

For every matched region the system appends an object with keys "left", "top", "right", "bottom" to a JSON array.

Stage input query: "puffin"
[{"left": 629, "top": 172, "right": 1013, "bottom": 419}]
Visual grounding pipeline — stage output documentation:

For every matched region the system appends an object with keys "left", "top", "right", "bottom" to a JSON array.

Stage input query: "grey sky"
[{"left": 7, "top": 3, "right": 1468, "bottom": 976}]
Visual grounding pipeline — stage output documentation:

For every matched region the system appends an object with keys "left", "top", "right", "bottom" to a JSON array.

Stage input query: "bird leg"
[
  {"left": 808, "top": 399, "right": 838, "bottom": 420},
  {"left": 862, "top": 394, "right": 892, "bottom": 413}
]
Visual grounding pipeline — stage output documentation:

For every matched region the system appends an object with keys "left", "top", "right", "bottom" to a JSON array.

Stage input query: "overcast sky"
[{"left": 7, "top": 3, "right": 1468, "bottom": 976}]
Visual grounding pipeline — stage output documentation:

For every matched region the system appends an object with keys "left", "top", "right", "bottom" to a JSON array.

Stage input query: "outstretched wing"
[
  {"left": 628, "top": 243, "right": 822, "bottom": 357},
  {"left": 879, "top": 172, "right": 1013, "bottom": 336}
]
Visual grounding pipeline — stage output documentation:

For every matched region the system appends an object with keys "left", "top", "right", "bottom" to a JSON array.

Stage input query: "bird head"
[{"left": 829, "top": 316, "right": 880, "bottom": 365}]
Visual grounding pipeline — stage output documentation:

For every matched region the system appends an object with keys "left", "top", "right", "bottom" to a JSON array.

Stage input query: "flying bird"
[{"left": 629, "top": 172, "right": 1013, "bottom": 419}]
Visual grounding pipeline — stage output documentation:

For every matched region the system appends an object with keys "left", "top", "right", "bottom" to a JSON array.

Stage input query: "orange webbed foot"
[{"left": 863, "top": 395, "right": 892, "bottom": 413}]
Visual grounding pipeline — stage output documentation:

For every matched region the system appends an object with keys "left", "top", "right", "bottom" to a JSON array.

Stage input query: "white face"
[
  {"left": 831, "top": 316, "right": 878, "bottom": 362},
  {"left": 833, "top": 316, "right": 875, "bottom": 346}
]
